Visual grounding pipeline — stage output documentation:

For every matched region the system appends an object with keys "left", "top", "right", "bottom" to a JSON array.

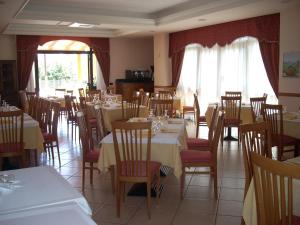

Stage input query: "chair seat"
[
  {"left": 43, "top": 132, "right": 56, "bottom": 142},
  {"left": 187, "top": 138, "right": 209, "bottom": 150},
  {"left": 121, "top": 161, "right": 161, "bottom": 177},
  {"left": 180, "top": 150, "right": 212, "bottom": 163},
  {"left": 224, "top": 118, "right": 241, "bottom": 126},
  {"left": 85, "top": 148, "right": 100, "bottom": 163},
  {"left": 0, "top": 143, "right": 23, "bottom": 153},
  {"left": 293, "top": 215, "right": 300, "bottom": 225},
  {"left": 272, "top": 134, "right": 299, "bottom": 147},
  {"left": 89, "top": 118, "right": 97, "bottom": 127}
]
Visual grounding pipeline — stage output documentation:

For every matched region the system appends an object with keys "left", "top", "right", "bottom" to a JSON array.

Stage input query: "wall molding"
[{"left": 278, "top": 92, "right": 300, "bottom": 97}]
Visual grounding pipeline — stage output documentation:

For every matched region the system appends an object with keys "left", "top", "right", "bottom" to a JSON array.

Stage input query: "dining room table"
[
  {"left": 97, "top": 118, "right": 187, "bottom": 179},
  {"left": 0, "top": 202, "right": 97, "bottom": 225},
  {"left": 0, "top": 166, "right": 92, "bottom": 216},
  {"left": 0, "top": 106, "right": 44, "bottom": 153},
  {"left": 242, "top": 156, "right": 300, "bottom": 225},
  {"left": 86, "top": 101, "right": 149, "bottom": 132}
]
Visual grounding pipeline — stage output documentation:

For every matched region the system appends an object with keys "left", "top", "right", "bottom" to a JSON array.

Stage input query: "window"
[{"left": 177, "top": 37, "right": 277, "bottom": 112}]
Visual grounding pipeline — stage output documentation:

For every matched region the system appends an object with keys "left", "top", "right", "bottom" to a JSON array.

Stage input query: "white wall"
[
  {"left": 0, "top": 35, "right": 16, "bottom": 60},
  {"left": 109, "top": 37, "right": 154, "bottom": 83},
  {"left": 278, "top": 5, "right": 300, "bottom": 111}
]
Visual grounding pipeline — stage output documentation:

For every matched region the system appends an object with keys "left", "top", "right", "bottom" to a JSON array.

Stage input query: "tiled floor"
[{"left": 41, "top": 118, "right": 245, "bottom": 225}]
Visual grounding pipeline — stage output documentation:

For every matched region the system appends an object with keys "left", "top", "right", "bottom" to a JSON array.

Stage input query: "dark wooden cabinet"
[
  {"left": 115, "top": 79, "right": 154, "bottom": 101},
  {"left": 0, "top": 60, "right": 18, "bottom": 105}
]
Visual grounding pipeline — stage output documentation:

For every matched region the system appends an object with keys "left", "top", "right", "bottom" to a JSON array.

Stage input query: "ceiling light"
[{"left": 69, "top": 22, "right": 95, "bottom": 28}]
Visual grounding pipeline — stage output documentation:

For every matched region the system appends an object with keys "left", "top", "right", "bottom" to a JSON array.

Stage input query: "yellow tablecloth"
[
  {"left": 205, "top": 103, "right": 252, "bottom": 127},
  {"left": 98, "top": 119, "right": 187, "bottom": 178},
  {"left": 243, "top": 157, "right": 300, "bottom": 225},
  {"left": 0, "top": 113, "right": 44, "bottom": 152}
]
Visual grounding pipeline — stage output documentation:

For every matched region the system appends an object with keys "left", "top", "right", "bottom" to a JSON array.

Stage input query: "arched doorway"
[{"left": 28, "top": 39, "right": 105, "bottom": 97}]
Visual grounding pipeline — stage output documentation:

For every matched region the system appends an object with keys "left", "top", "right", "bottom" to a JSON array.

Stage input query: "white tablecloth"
[
  {"left": 0, "top": 202, "right": 96, "bottom": 225},
  {"left": 0, "top": 166, "right": 92, "bottom": 216},
  {"left": 98, "top": 118, "right": 187, "bottom": 178}
]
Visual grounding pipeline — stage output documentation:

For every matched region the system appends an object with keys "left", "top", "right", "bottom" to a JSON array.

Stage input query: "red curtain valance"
[
  {"left": 169, "top": 13, "right": 279, "bottom": 55},
  {"left": 169, "top": 13, "right": 280, "bottom": 96},
  {"left": 17, "top": 35, "right": 110, "bottom": 90}
]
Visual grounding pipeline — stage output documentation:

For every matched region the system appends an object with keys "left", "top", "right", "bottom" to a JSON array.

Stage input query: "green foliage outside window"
[{"left": 40, "top": 63, "right": 71, "bottom": 80}]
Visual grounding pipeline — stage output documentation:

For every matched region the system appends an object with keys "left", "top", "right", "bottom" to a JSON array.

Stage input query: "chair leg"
[
  {"left": 156, "top": 170, "right": 160, "bottom": 205},
  {"left": 180, "top": 166, "right": 185, "bottom": 200},
  {"left": 90, "top": 162, "right": 93, "bottom": 185},
  {"left": 109, "top": 166, "right": 115, "bottom": 194},
  {"left": 56, "top": 141, "right": 61, "bottom": 166},
  {"left": 82, "top": 163, "right": 85, "bottom": 193},
  {"left": 116, "top": 181, "right": 121, "bottom": 218},
  {"left": 213, "top": 166, "right": 218, "bottom": 199},
  {"left": 146, "top": 181, "right": 151, "bottom": 219},
  {"left": 196, "top": 124, "right": 199, "bottom": 138}
]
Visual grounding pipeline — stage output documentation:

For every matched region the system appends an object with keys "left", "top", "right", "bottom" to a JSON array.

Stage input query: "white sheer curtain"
[
  {"left": 95, "top": 58, "right": 106, "bottom": 90},
  {"left": 26, "top": 64, "right": 36, "bottom": 92},
  {"left": 177, "top": 37, "right": 277, "bottom": 114}
]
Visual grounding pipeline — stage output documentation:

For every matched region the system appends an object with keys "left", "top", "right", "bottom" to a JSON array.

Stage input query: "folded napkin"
[{"left": 283, "top": 112, "right": 298, "bottom": 120}]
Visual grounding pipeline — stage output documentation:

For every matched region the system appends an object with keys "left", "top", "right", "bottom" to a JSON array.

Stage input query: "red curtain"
[
  {"left": 169, "top": 13, "right": 280, "bottom": 96},
  {"left": 171, "top": 49, "right": 185, "bottom": 87},
  {"left": 16, "top": 35, "right": 40, "bottom": 90},
  {"left": 17, "top": 35, "right": 110, "bottom": 89}
]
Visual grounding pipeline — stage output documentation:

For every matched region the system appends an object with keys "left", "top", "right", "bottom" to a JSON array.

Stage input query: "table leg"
[{"left": 223, "top": 127, "right": 238, "bottom": 141}]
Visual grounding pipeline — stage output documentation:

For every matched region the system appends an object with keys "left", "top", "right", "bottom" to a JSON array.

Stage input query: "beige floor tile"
[
  {"left": 215, "top": 215, "right": 242, "bottom": 225},
  {"left": 172, "top": 211, "right": 216, "bottom": 225},
  {"left": 219, "top": 188, "right": 244, "bottom": 202},
  {"left": 185, "top": 185, "right": 220, "bottom": 199},
  {"left": 218, "top": 200, "right": 243, "bottom": 217},
  {"left": 221, "top": 177, "right": 245, "bottom": 189},
  {"left": 178, "top": 198, "right": 218, "bottom": 214}
]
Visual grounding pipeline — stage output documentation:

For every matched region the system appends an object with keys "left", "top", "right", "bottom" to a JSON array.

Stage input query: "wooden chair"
[
  {"left": 0, "top": 110, "right": 25, "bottom": 169},
  {"left": 251, "top": 152, "right": 300, "bottom": 225},
  {"left": 77, "top": 111, "right": 100, "bottom": 193},
  {"left": 79, "top": 97, "right": 87, "bottom": 110},
  {"left": 86, "top": 90, "right": 101, "bottom": 102},
  {"left": 240, "top": 122, "right": 272, "bottom": 199},
  {"left": 122, "top": 97, "right": 140, "bottom": 119},
  {"left": 55, "top": 88, "right": 66, "bottom": 97},
  {"left": 180, "top": 111, "right": 224, "bottom": 199},
  {"left": 66, "top": 90, "right": 74, "bottom": 96},
  {"left": 64, "top": 95, "right": 78, "bottom": 139},
  {"left": 186, "top": 104, "right": 218, "bottom": 151},
  {"left": 158, "top": 91, "right": 173, "bottom": 100},
  {"left": 225, "top": 91, "right": 242, "bottom": 97},
  {"left": 150, "top": 99, "right": 174, "bottom": 118},
  {"left": 93, "top": 105, "right": 107, "bottom": 142},
  {"left": 111, "top": 121, "right": 161, "bottom": 219},
  {"left": 43, "top": 102, "right": 61, "bottom": 165},
  {"left": 220, "top": 95, "right": 242, "bottom": 145},
  {"left": 19, "top": 90, "right": 29, "bottom": 113},
  {"left": 250, "top": 97, "right": 267, "bottom": 122},
  {"left": 261, "top": 104, "right": 298, "bottom": 161},
  {"left": 141, "top": 92, "right": 150, "bottom": 107},
  {"left": 78, "top": 88, "right": 85, "bottom": 97},
  {"left": 194, "top": 93, "right": 207, "bottom": 138}
]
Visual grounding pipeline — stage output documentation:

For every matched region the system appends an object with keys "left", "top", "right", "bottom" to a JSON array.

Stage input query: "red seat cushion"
[
  {"left": 120, "top": 161, "right": 161, "bottom": 177},
  {"left": 187, "top": 138, "right": 209, "bottom": 150},
  {"left": 293, "top": 215, "right": 300, "bottom": 225},
  {"left": 85, "top": 148, "right": 100, "bottom": 163},
  {"left": 199, "top": 116, "right": 206, "bottom": 122},
  {"left": 272, "top": 134, "right": 299, "bottom": 147},
  {"left": 43, "top": 132, "right": 56, "bottom": 142},
  {"left": 0, "top": 143, "right": 23, "bottom": 153},
  {"left": 180, "top": 150, "right": 212, "bottom": 163}
]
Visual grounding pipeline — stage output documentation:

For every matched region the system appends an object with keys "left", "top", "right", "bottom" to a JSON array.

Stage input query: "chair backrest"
[
  {"left": 221, "top": 96, "right": 242, "bottom": 121},
  {"left": 48, "top": 102, "right": 60, "bottom": 137},
  {"left": 141, "top": 92, "right": 150, "bottom": 107},
  {"left": 28, "top": 96, "right": 39, "bottom": 119},
  {"left": 111, "top": 121, "right": 152, "bottom": 178},
  {"left": 78, "top": 88, "right": 85, "bottom": 97},
  {"left": 251, "top": 152, "right": 300, "bottom": 225},
  {"left": 207, "top": 104, "right": 219, "bottom": 144},
  {"left": 225, "top": 91, "right": 242, "bottom": 97},
  {"left": 261, "top": 104, "right": 284, "bottom": 160},
  {"left": 193, "top": 93, "right": 201, "bottom": 121},
  {"left": 79, "top": 97, "right": 87, "bottom": 110},
  {"left": 210, "top": 111, "right": 225, "bottom": 161},
  {"left": 86, "top": 90, "right": 101, "bottom": 102},
  {"left": 94, "top": 104, "right": 107, "bottom": 142},
  {"left": 158, "top": 91, "right": 173, "bottom": 100},
  {"left": 19, "top": 90, "right": 29, "bottom": 113},
  {"left": 122, "top": 97, "right": 140, "bottom": 119},
  {"left": 64, "top": 95, "right": 78, "bottom": 119},
  {"left": 77, "top": 111, "right": 93, "bottom": 161},
  {"left": 154, "top": 86, "right": 176, "bottom": 96},
  {"left": 150, "top": 99, "right": 173, "bottom": 117},
  {"left": 250, "top": 97, "right": 267, "bottom": 122},
  {"left": 39, "top": 98, "right": 51, "bottom": 132},
  {"left": 0, "top": 110, "right": 24, "bottom": 154},
  {"left": 240, "top": 122, "right": 272, "bottom": 198},
  {"left": 66, "top": 90, "right": 73, "bottom": 96}
]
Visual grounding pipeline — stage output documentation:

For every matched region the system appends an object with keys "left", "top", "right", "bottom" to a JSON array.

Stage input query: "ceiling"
[{"left": 1, "top": 0, "right": 299, "bottom": 38}]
